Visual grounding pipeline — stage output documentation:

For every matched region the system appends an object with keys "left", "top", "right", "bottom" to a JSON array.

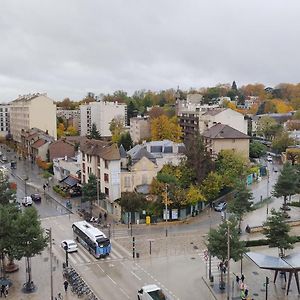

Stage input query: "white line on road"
[
  {"left": 107, "top": 275, "right": 117, "bottom": 285},
  {"left": 130, "top": 270, "right": 141, "bottom": 281}
]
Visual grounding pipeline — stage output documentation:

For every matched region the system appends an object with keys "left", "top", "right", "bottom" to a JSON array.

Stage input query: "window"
[
  {"left": 104, "top": 173, "right": 109, "bottom": 183},
  {"left": 104, "top": 160, "right": 109, "bottom": 169},
  {"left": 105, "top": 187, "right": 109, "bottom": 196}
]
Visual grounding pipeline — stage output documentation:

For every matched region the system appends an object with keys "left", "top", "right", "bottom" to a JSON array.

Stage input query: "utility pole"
[
  {"left": 227, "top": 221, "right": 230, "bottom": 300},
  {"left": 208, "top": 206, "right": 212, "bottom": 280},
  {"left": 46, "top": 228, "right": 54, "bottom": 300},
  {"left": 165, "top": 184, "right": 168, "bottom": 237},
  {"left": 265, "top": 276, "right": 269, "bottom": 300},
  {"left": 96, "top": 178, "right": 100, "bottom": 206}
]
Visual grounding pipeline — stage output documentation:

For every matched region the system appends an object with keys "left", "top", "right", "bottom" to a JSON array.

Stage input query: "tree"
[
  {"left": 286, "top": 148, "right": 300, "bottom": 165},
  {"left": 273, "top": 163, "right": 298, "bottom": 209},
  {"left": 215, "top": 150, "right": 248, "bottom": 188},
  {"left": 231, "top": 81, "right": 238, "bottom": 91},
  {"left": 88, "top": 123, "right": 101, "bottom": 140},
  {"left": 127, "top": 101, "right": 137, "bottom": 124},
  {"left": 82, "top": 174, "right": 105, "bottom": 213},
  {"left": 148, "top": 107, "right": 165, "bottom": 119},
  {"left": 0, "top": 173, "right": 16, "bottom": 205},
  {"left": 109, "top": 116, "right": 125, "bottom": 143},
  {"left": 271, "top": 131, "right": 294, "bottom": 154},
  {"left": 263, "top": 209, "right": 295, "bottom": 257},
  {"left": 228, "top": 182, "right": 253, "bottom": 232},
  {"left": 207, "top": 217, "right": 247, "bottom": 286},
  {"left": 185, "top": 133, "right": 214, "bottom": 184},
  {"left": 256, "top": 116, "right": 280, "bottom": 140},
  {"left": 66, "top": 126, "right": 78, "bottom": 136},
  {"left": 186, "top": 185, "right": 204, "bottom": 206},
  {"left": 150, "top": 115, "right": 182, "bottom": 142},
  {"left": 57, "top": 122, "right": 65, "bottom": 138},
  {"left": 118, "top": 132, "right": 133, "bottom": 151},
  {"left": 14, "top": 207, "right": 48, "bottom": 291},
  {"left": 249, "top": 141, "right": 267, "bottom": 158},
  {"left": 201, "top": 172, "right": 222, "bottom": 203},
  {"left": 293, "top": 110, "right": 300, "bottom": 120},
  {"left": 118, "top": 192, "right": 146, "bottom": 213},
  {"left": 0, "top": 204, "right": 19, "bottom": 280}
]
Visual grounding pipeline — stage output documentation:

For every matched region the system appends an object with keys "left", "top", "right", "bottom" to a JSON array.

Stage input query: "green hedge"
[
  {"left": 246, "top": 236, "right": 300, "bottom": 247},
  {"left": 52, "top": 185, "right": 67, "bottom": 198},
  {"left": 289, "top": 201, "right": 300, "bottom": 207}
]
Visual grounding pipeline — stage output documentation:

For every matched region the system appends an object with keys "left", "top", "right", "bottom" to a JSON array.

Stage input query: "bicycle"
[{"left": 55, "top": 292, "right": 63, "bottom": 300}]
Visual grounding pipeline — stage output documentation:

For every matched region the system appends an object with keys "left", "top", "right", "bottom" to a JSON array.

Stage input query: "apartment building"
[
  {"left": 10, "top": 93, "right": 57, "bottom": 143},
  {"left": 80, "top": 101, "right": 127, "bottom": 137},
  {"left": 129, "top": 116, "right": 151, "bottom": 143},
  {"left": 80, "top": 139, "right": 121, "bottom": 211},
  {"left": 0, "top": 104, "right": 10, "bottom": 138}
]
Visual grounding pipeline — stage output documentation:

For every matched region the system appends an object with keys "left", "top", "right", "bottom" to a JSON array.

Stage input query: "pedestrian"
[
  {"left": 4, "top": 285, "right": 8, "bottom": 296},
  {"left": 245, "top": 288, "right": 248, "bottom": 297},
  {"left": 98, "top": 212, "right": 102, "bottom": 222},
  {"left": 0, "top": 284, "right": 6, "bottom": 298},
  {"left": 240, "top": 289, "right": 246, "bottom": 300},
  {"left": 46, "top": 182, "right": 49, "bottom": 190},
  {"left": 63, "top": 280, "right": 69, "bottom": 292},
  {"left": 236, "top": 275, "right": 240, "bottom": 284},
  {"left": 43, "top": 184, "right": 46, "bottom": 192},
  {"left": 104, "top": 212, "right": 107, "bottom": 221},
  {"left": 241, "top": 274, "right": 245, "bottom": 283}
]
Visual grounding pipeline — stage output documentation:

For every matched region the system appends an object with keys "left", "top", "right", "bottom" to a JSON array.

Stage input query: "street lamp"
[
  {"left": 164, "top": 184, "right": 168, "bottom": 237},
  {"left": 46, "top": 228, "right": 54, "bottom": 300},
  {"left": 24, "top": 176, "right": 29, "bottom": 196},
  {"left": 63, "top": 245, "right": 69, "bottom": 268},
  {"left": 226, "top": 220, "right": 231, "bottom": 300}
]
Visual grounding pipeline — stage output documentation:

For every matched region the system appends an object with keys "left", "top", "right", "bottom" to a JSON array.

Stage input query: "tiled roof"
[
  {"left": 202, "top": 123, "right": 249, "bottom": 139},
  {"left": 131, "top": 148, "right": 156, "bottom": 164},
  {"left": 31, "top": 139, "right": 47, "bottom": 149},
  {"left": 80, "top": 139, "right": 120, "bottom": 160}
]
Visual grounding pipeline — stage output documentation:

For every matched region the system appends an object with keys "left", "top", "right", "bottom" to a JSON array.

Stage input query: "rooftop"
[{"left": 202, "top": 123, "right": 249, "bottom": 139}]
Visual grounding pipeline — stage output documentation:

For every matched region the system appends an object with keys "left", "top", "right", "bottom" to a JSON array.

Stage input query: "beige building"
[
  {"left": 121, "top": 148, "right": 159, "bottom": 193},
  {"left": 80, "top": 139, "right": 121, "bottom": 209},
  {"left": 199, "top": 108, "right": 248, "bottom": 135},
  {"left": 129, "top": 117, "right": 151, "bottom": 143},
  {"left": 10, "top": 93, "right": 57, "bottom": 143},
  {"left": 202, "top": 123, "right": 250, "bottom": 158}
]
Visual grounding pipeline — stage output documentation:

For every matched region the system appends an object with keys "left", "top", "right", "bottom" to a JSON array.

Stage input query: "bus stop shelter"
[{"left": 246, "top": 252, "right": 300, "bottom": 295}]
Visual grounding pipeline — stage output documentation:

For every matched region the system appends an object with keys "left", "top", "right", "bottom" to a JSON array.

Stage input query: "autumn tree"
[
  {"left": 263, "top": 209, "right": 294, "bottom": 257},
  {"left": 272, "top": 131, "right": 294, "bottom": 154},
  {"left": 186, "top": 185, "right": 204, "bottom": 206},
  {"left": 0, "top": 173, "right": 16, "bottom": 205},
  {"left": 57, "top": 122, "right": 65, "bottom": 138},
  {"left": 66, "top": 126, "right": 78, "bottom": 136},
  {"left": 256, "top": 116, "right": 281, "bottom": 140},
  {"left": 148, "top": 107, "right": 166, "bottom": 119},
  {"left": 201, "top": 172, "right": 223, "bottom": 203},
  {"left": 110, "top": 116, "right": 125, "bottom": 143},
  {"left": 249, "top": 141, "right": 267, "bottom": 158},
  {"left": 118, "top": 192, "right": 146, "bottom": 213},
  {"left": 286, "top": 148, "right": 300, "bottom": 165},
  {"left": 215, "top": 150, "right": 248, "bottom": 188},
  {"left": 150, "top": 115, "right": 182, "bottom": 142}
]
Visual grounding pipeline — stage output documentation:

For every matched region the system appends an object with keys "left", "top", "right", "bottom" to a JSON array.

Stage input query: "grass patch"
[{"left": 252, "top": 196, "right": 273, "bottom": 210}]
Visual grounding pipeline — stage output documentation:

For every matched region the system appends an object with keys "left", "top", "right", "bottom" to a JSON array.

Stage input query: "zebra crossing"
[
  {"left": 52, "top": 241, "right": 127, "bottom": 267},
  {"left": 197, "top": 249, "right": 221, "bottom": 276}
]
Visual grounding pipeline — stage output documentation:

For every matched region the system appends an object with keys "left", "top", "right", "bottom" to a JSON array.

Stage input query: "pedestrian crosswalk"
[
  {"left": 196, "top": 248, "right": 222, "bottom": 277},
  {"left": 52, "top": 241, "right": 127, "bottom": 267}
]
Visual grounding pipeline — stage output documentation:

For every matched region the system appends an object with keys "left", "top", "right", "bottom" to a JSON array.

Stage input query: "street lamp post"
[
  {"left": 63, "top": 245, "right": 69, "bottom": 268},
  {"left": 165, "top": 184, "right": 168, "bottom": 237},
  {"left": 208, "top": 206, "right": 212, "bottom": 280},
  {"left": 46, "top": 228, "right": 54, "bottom": 300},
  {"left": 24, "top": 176, "right": 28, "bottom": 196},
  {"left": 227, "top": 221, "right": 230, "bottom": 300}
]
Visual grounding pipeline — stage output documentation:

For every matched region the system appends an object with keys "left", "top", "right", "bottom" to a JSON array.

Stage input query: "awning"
[{"left": 61, "top": 176, "right": 79, "bottom": 187}]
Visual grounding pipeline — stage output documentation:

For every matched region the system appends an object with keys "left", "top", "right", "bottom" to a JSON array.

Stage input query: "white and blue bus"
[{"left": 72, "top": 221, "right": 111, "bottom": 258}]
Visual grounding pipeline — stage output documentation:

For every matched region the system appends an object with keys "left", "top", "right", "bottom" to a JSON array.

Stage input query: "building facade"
[
  {"left": 80, "top": 101, "right": 127, "bottom": 137},
  {"left": 57, "top": 108, "right": 80, "bottom": 131},
  {"left": 80, "top": 139, "right": 121, "bottom": 211},
  {"left": 0, "top": 104, "right": 10, "bottom": 138},
  {"left": 10, "top": 93, "right": 57, "bottom": 143},
  {"left": 129, "top": 117, "right": 151, "bottom": 143}
]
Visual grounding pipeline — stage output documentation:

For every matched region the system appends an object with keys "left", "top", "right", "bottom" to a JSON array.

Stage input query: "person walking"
[
  {"left": 241, "top": 274, "right": 245, "bottom": 283},
  {"left": 0, "top": 284, "right": 6, "bottom": 298},
  {"left": 63, "top": 280, "right": 69, "bottom": 292},
  {"left": 98, "top": 212, "right": 102, "bottom": 223},
  {"left": 104, "top": 212, "right": 107, "bottom": 222},
  {"left": 236, "top": 275, "right": 240, "bottom": 284}
]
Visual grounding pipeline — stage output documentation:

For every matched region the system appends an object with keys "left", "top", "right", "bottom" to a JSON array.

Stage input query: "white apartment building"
[
  {"left": 57, "top": 108, "right": 80, "bottom": 131},
  {"left": 10, "top": 93, "right": 57, "bottom": 142},
  {"left": 80, "top": 139, "right": 121, "bottom": 213},
  {"left": 80, "top": 101, "right": 127, "bottom": 137},
  {"left": 129, "top": 116, "right": 151, "bottom": 143},
  {"left": 0, "top": 104, "right": 10, "bottom": 138},
  {"left": 198, "top": 108, "right": 248, "bottom": 135}
]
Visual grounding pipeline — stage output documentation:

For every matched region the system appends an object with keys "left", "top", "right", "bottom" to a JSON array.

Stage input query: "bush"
[
  {"left": 245, "top": 239, "right": 269, "bottom": 247},
  {"left": 289, "top": 201, "right": 300, "bottom": 207}
]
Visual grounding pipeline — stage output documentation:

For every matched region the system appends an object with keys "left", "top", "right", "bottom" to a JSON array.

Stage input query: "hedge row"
[{"left": 245, "top": 236, "right": 300, "bottom": 247}]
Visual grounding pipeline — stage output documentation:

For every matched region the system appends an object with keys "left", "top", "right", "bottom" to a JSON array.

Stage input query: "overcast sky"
[{"left": 1, "top": 0, "right": 300, "bottom": 102}]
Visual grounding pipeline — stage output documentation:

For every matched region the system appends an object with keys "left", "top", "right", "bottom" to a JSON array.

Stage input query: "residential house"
[
  {"left": 121, "top": 147, "right": 159, "bottom": 194},
  {"left": 0, "top": 104, "right": 10, "bottom": 138},
  {"left": 9, "top": 93, "right": 57, "bottom": 143},
  {"left": 49, "top": 138, "right": 77, "bottom": 161},
  {"left": 129, "top": 116, "right": 151, "bottom": 143},
  {"left": 127, "top": 140, "right": 185, "bottom": 171},
  {"left": 202, "top": 123, "right": 250, "bottom": 158},
  {"left": 53, "top": 154, "right": 81, "bottom": 182},
  {"left": 80, "top": 139, "right": 121, "bottom": 212},
  {"left": 20, "top": 128, "right": 54, "bottom": 160},
  {"left": 80, "top": 101, "right": 127, "bottom": 137}
]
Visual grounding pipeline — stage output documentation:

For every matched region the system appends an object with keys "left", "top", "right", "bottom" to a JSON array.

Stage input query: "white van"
[
  {"left": 138, "top": 285, "right": 168, "bottom": 300},
  {"left": 22, "top": 196, "right": 33, "bottom": 207}
]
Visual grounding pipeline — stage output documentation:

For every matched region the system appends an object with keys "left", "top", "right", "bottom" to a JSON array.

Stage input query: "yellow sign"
[{"left": 146, "top": 216, "right": 151, "bottom": 225}]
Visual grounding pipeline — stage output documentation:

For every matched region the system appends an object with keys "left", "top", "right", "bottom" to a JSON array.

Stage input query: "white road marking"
[{"left": 130, "top": 270, "right": 141, "bottom": 281}]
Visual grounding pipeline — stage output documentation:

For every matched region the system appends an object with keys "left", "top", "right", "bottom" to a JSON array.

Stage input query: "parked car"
[
  {"left": 1, "top": 156, "right": 7, "bottom": 162},
  {"left": 214, "top": 202, "right": 227, "bottom": 212},
  {"left": 31, "top": 193, "right": 41, "bottom": 202},
  {"left": 267, "top": 155, "right": 273, "bottom": 162},
  {"left": 61, "top": 240, "right": 78, "bottom": 253},
  {"left": 22, "top": 196, "right": 33, "bottom": 207}
]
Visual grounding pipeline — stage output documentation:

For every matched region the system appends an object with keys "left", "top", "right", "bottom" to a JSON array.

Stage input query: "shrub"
[{"left": 289, "top": 201, "right": 300, "bottom": 207}]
